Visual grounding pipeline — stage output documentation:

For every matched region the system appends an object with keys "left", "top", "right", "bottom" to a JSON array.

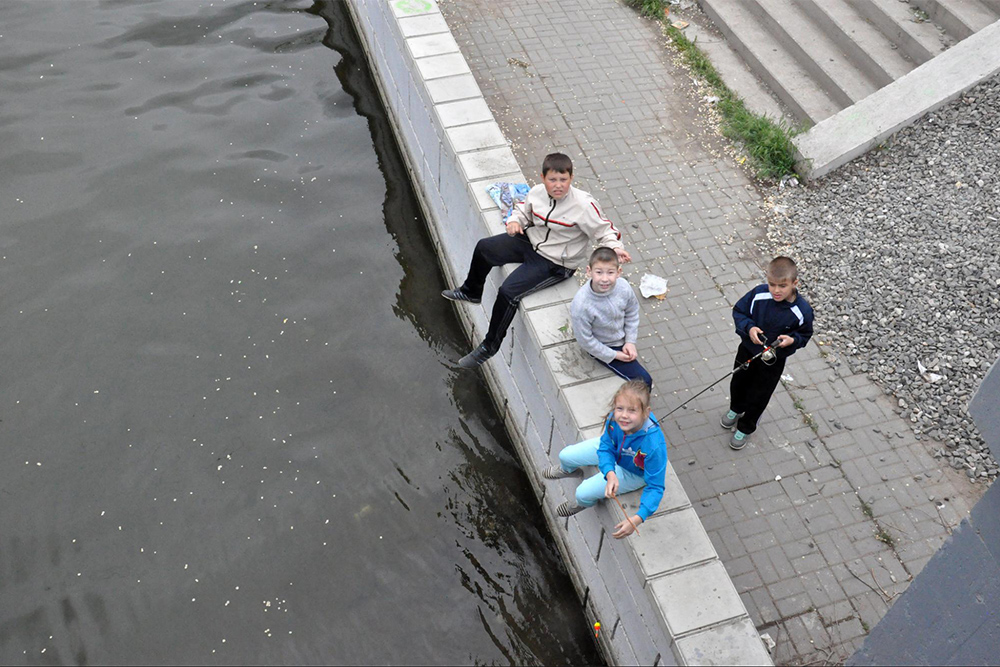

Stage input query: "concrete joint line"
[
  {"left": 644, "top": 555, "right": 721, "bottom": 582},
  {"left": 649, "top": 504, "right": 694, "bottom": 519},
  {"left": 670, "top": 613, "right": 753, "bottom": 641}
]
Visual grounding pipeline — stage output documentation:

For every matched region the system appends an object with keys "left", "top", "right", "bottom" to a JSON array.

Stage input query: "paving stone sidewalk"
[{"left": 437, "top": 0, "right": 978, "bottom": 662}]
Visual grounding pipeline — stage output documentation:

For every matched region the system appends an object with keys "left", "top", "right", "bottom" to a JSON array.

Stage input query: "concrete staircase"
[{"left": 698, "top": 0, "right": 1000, "bottom": 127}]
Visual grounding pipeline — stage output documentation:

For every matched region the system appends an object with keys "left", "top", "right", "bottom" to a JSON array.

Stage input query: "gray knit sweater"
[{"left": 570, "top": 278, "right": 640, "bottom": 364}]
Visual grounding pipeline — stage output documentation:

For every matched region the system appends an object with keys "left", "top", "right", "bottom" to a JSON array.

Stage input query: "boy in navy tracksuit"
[{"left": 722, "top": 257, "right": 814, "bottom": 450}]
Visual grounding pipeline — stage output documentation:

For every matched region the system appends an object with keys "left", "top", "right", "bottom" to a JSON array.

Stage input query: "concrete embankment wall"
[{"left": 342, "top": 1, "right": 771, "bottom": 664}]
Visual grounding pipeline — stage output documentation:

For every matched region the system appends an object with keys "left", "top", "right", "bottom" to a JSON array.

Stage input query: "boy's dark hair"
[
  {"left": 767, "top": 256, "right": 798, "bottom": 282},
  {"left": 541, "top": 152, "right": 573, "bottom": 176},
  {"left": 589, "top": 246, "right": 619, "bottom": 268}
]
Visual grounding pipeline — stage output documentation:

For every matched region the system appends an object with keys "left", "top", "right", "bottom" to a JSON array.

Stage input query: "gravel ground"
[{"left": 767, "top": 74, "right": 1000, "bottom": 485}]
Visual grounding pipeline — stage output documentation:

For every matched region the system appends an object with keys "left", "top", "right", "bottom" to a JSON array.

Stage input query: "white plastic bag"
[{"left": 639, "top": 273, "right": 668, "bottom": 298}]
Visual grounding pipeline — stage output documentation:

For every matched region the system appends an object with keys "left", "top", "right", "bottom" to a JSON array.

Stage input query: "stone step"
[
  {"left": 911, "top": 0, "right": 1000, "bottom": 41},
  {"left": 747, "top": 0, "right": 880, "bottom": 107},
  {"left": 797, "top": 0, "right": 917, "bottom": 85},
  {"left": 847, "top": 0, "right": 951, "bottom": 65},
  {"left": 678, "top": 13, "right": 791, "bottom": 123},
  {"left": 700, "top": 0, "right": 842, "bottom": 125}
]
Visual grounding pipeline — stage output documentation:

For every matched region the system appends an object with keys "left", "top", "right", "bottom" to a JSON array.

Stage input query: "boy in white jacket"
[{"left": 443, "top": 153, "right": 630, "bottom": 368}]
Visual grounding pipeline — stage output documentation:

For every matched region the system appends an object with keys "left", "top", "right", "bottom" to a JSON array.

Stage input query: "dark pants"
[
  {"left": 729, "top": 343, "right": 785, "bottom": 435},
  {"left": 596, "top": 345, "right": 653, "bottom": 388},
  {"left": 461, "top": 233, "right": 575, "bottom": 352}
]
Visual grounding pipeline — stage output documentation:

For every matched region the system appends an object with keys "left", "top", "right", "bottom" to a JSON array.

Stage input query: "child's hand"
[
  {"left": 614, "top": 247, "right": 632, "bottom": 263},
  {"left": 612, "top": 515, "right": 642, "bottom": 539},
  {"left": 621, "top": 343, "right": 637, "bottom": 362},
  {"left": 776, "top": 335, "right": 795, "bottom": 348},
  {"left": 614, "top": 350, "right": 631, "bottom": 362},
  {"left": 604, "top": 471, "right": 619, "bottom": 499},
  {"left": 505, "top": 220, "right": 523, "bottom": 236},
  {"left": 749, "top": 326, "right": 765, "bottom": 345}
]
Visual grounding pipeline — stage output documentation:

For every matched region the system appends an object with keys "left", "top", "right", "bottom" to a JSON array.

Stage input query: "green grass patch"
[
  {"left": 875, "top": 528, "right": 895, "bottom": 548},
  {"left": 629, "top": 0, "right": 669, "bottom": 18},
  {"left": 623, "top": 0, "right": 800, "bottom": 181},
  {"left": 859, "top": 498, "right": 874, "bottom": 519}
]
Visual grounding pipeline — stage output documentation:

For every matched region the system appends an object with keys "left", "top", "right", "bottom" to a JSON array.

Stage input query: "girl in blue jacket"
[{"left": 543, "top": 380, "right": 667, "bottom": 539}]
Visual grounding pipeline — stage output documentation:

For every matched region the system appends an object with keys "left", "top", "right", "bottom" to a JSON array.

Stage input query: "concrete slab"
[
  {"left": 406, "top": 32, "right": 459, "bottom": 58},
  {"left": 436, "top": 98, "right": 492, "bottom": 127},
  {"left": 447, "top": 121, "right": 507, "bottom": 153},
  {"left": 563, "top": 376, "right": 623, "bottom": 429},
  {"left": 415, "top": 52, "right": 470, "bottom": 80},
  {"left": 633, "top": 507, "right": 717, "bottom": 577},
  {"left": 543, "top": 343, "right": 613, "bottom": 387},
  {"left": 425, "top": 73, "right": 481, "bottom": 103},
  {"left": 675, "top": 617, "right": 772, "bottom": 666},
  {"left": 398, "top": 13, "right": 449, "bottom": 37},
  {"left": 795, "top": 21, "right": 1000, "bottom": 179},
  {"left": 458, "top": 146, "right": 521, "bottom": 180},
  {"left": 520, "top": 277, "right": 579, "bottom": 310},
  {"left": 524, "top": 303, "right": 574, "bottom": 348},
  {"left": 662, "top": 464, "right": 695, "bottom": 513},
  {"left": 649, "top": 560, "right": 746, "bottom": 636}
]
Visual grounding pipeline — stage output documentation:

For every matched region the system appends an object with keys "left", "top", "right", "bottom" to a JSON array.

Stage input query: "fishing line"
[{"left": 658, "top": 339, "right": 781, "bottom": 420}]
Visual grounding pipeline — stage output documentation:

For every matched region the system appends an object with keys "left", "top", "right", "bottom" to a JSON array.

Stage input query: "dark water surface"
[{"left": 0, "top": 1, "right": 601, "bottom": 663}]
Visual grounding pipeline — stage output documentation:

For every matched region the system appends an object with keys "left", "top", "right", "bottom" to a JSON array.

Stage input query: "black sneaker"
[
  {"left": 457, "top": 343, "right": 495, "bottom": 369},
  {"left": 556, "top": 501, "right": 586, "bottom": 517},
  {"left": 441, "top": 288, "right": 481, "bottom": 304}
]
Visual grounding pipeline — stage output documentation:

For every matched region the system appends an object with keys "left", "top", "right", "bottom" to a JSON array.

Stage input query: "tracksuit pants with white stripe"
[{"left": 460, "top": 233, "right": 575, "bottom": 353}]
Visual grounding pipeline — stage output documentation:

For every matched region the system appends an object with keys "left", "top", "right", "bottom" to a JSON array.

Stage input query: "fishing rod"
[
  {"left": 603, "top": 342, "right": 780, "bottom": 534},
  {"left": 658, "top": 339, "right": 781, "bottom": 420},
  {"left": 611, "top": 494, "right": 640, "bottom": 536}
]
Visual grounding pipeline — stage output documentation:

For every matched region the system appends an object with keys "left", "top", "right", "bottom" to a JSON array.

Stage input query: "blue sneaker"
[{"left": 730, "top": 430, "right": 748, "bottom": 450}]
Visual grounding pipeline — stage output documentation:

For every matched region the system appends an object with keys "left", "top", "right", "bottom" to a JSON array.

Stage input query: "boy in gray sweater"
[{"left": 570, "top": 247, "right": 652, "bottom": 387}]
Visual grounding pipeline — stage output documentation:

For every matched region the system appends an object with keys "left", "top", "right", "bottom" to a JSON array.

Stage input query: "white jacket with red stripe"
[{"left": 510, "top": 184, "right": 623, "bottom": 268}]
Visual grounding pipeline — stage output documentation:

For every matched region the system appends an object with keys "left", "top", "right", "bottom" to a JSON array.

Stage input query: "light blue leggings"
[{"left": 558, "top": 436, "right": 647, "bottom": 507}]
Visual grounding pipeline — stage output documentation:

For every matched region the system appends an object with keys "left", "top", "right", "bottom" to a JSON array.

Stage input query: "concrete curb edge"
[{"left": 341, "top": 1, "right": 772, "bottom": 664}]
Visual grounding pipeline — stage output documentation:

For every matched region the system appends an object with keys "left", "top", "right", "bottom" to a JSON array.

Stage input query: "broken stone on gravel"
[{"left": 767, "top": 73, "right": 1000, "bottom": 484}]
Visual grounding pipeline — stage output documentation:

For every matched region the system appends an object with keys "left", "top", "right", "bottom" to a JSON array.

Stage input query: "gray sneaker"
[
  {"left": 720, "top": 410, "right": 743, "bottom": 429},
  {"left": 730, "top": 430, "right": 749, "bottom": 450},
  {"left": 441, "top": 288, "right": 481, "bottom": 304},
  {"left": 556, "top": 501, "right": 586, "bottom": 517},
  {"left": 542, "top": 465, "right": 582, "bottom": 480},
  {"left": 457, "top": 343, "right": 496, "bottom": 369}
]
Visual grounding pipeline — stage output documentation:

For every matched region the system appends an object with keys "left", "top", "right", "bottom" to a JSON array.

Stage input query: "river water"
[{"left": 0, "top": 1, "right": 600, "bottom": 663}]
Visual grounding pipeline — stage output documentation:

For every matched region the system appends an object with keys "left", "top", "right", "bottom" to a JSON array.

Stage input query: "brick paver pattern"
[{"left": 439, "top": 0, "right": 975, "bottom": 662}]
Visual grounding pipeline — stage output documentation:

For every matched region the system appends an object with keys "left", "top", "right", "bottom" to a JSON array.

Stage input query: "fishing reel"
[{"left": 761, "top": 347, "right": 776, "bottom": 364}]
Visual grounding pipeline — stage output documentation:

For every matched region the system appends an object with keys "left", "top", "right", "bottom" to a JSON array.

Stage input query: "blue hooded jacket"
[{"left": 597, "top": 413, "right": 667, "bottom": 521}]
